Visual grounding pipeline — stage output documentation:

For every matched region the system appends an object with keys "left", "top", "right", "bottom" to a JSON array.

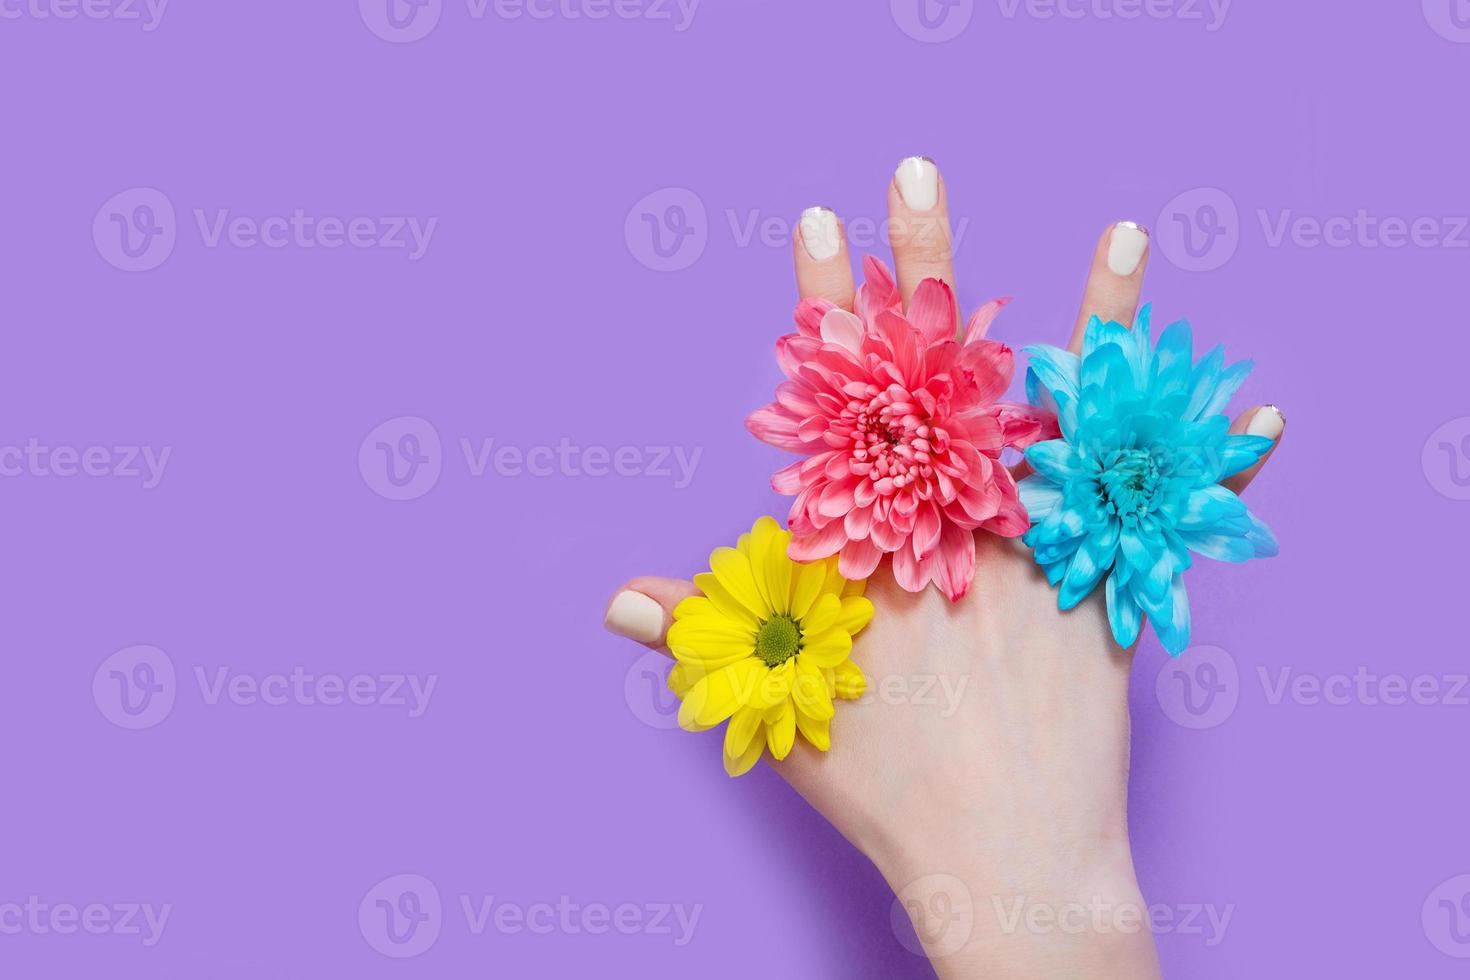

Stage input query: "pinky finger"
[
  {"left": 1222, "top": 405, "right": 1285, "bottom": 496},
  {"left": 603, "top": 577, "right": 700, "bottom": 654}
]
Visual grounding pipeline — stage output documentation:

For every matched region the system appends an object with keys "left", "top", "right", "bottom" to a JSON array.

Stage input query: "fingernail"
[
  {"left": 1246, "top": 405, "right": 1285, "bottom": 440},
  {"left": 894, "top": 156, "right": 940, "bottom": 211},
  {"left": 799, "top": 207, "right": 841, "bottom": 262},
  {"left": 604, "top": 590, "right": 665, "bottom": 644},
  {"left": 1106, "top": 221, "right": 1149, "bottom": 276}
]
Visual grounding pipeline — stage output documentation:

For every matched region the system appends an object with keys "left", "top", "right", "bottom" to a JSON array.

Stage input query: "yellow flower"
[{"left": 665, "top": 516, "right": 874, "bottom": 777}]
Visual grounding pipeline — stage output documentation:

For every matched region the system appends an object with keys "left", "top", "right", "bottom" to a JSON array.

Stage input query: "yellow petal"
[
  {"left": 679, "top": 658, "right": 765, "bottom": 730},
  {"left": 834, "top": 596, "right": 875, "bottom": 636},
  {"left": 750, "top": 517, "right": 792, "bottom": 616},
  {"left": 710, "top": 547, "right": 770, "bottom": 618},
  {"left": 751, "top": 658, "right": 795, "bottom": 710},
  {"left": 789, "top": 557, "right": 827, "bottom": 619},
  {"left": 799, "top": 629, "right": 852, "bottom": 669},
  {"left": 724, "top": 727, "right": 765, "bottom": 777},
  {"left": 665, "top": 619, "right": 756, "bottom": 669},
  {"left": 842, "top": 576, "right": 866, "bottom": 598},
  {"left": 667, "top": 661, "right": 705, "bottom": 698},
  {"left": 766, "top": 702, "right": 796, "bottom": 760},
  {"left": 799, "top": 593, "right": 841, "bottom": 635},
  {"left": 821, "top": 556, "right": 846, "bottom": 597},
  {"left": 791, "top": 656, "right": 835, "bottom": 720},
  {"left": 832, "top": 659, "right": 867, "bottom": 700},
  {"left": 795, "top": 710, "right": 830, "bottom": 751},
  {"left": 724, "top": 706, "right": 762, "bottom": 759},
  {"left": 671, "top": 595, "right": 714, "bottom": 621},
  {"left": 692, "top": 573, "right": 761, "bottom": 630}
]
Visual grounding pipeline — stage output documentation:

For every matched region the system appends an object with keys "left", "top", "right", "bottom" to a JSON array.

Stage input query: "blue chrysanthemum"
[{"left": 1019, "top": 307, "right": 1277, "bottom": 655}]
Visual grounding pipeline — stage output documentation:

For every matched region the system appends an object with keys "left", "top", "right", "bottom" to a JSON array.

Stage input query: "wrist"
[{"left": 876, "top": 827, "right": 1160, "bottom": 979}]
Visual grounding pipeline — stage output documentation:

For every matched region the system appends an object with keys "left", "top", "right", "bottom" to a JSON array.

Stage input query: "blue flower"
[{"left": 1019, "top": 307, "right": 1277, "bottom": 655}]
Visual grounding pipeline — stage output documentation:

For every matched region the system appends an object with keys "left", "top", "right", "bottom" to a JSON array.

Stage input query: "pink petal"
[
  {"left": 963, "top": 296, "right": 1012, "bottom": 345},
  {"left": 856, "top": 256, "right": 899, "bottom": 324},
  {"left": 934, "top": 522, "right": 977, "bottom": 600},
  {"left": 795, "top": 297, "right": 834, "bottom": 338},
  {"left": 907, "top": 278, "right": 958, "bottom": 346},
  {"left": 955, "top": 339, "right": 1014, "bottom": 405},
  {"left": 819, "top": 308, "right": 865, "bottom": 354},
  {"left": 911, "top": 500, "right": 942, "bottom": 560},
  {"left": 745, "top": 404, "right": 807, "bottom": 451},
  {"left": 771, "top": 459, "right": 806, "bottom": 495},
  {"left": 890, "top": 539, "right": 931, "bottom": 593},
  {"left": 787, "top": 520, "right": 849, "bottom": 562},
  {"left": 838, "top": 537, "right": 883, "bottom": 580}
]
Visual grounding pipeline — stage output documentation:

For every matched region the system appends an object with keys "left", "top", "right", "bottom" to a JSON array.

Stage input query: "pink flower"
[{"left": 746, "top": 257, "right": 1057, "bottom": 601}]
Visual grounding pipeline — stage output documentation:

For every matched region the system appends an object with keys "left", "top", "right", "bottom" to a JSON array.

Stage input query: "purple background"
[{"left": 2, "top": 0, "right": 1467, "bottom": 976}]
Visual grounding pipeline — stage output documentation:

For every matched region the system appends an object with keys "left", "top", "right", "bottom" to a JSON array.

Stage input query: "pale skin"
[{"left": 606, "top": 161, "right": 1282, "bottom": 978}]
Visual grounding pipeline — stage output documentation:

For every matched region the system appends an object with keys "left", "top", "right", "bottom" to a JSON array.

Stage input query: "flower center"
[
  {"left": 843, "top": 385, "right": 947, "bottom": 498},
  {"left": 754, "top": 614, "right": 801, "bottom": 668},
  {"left": 1098, "top": 449, "right": 1161, "bottom": 520}
]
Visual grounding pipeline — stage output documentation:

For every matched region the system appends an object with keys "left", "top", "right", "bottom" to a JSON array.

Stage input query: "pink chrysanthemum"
[{"left": 746, "top": 257, "right": 1057, "bottom": 601}]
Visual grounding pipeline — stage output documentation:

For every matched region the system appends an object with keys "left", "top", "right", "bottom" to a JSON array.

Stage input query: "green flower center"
[
  {"left": 754, "top": 614, "right": 801, "bottom": 668},
  {"left": 1098, "top": 449, "right": 1162, "bottom": 520}
]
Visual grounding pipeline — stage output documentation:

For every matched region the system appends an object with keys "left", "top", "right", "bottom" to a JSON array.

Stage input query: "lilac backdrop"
[{"left": 1, "top": 0, "right": 1467, "bottom": 976}]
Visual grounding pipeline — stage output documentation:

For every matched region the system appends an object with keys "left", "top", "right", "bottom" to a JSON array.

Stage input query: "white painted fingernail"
[
  {"left": 894, "top": 157, "right": 940, "bottom": 211},
  {"left": 799, "top": 207, "right": 841, "bottom": 262},
  {"left": 1246, "top": 405, "right": 1285, "bottom": 440},
  {"left": 604, "top": 590, "right": 665, "bottom": 644},
  {"left": 1106, "top": 221, "right": 1149, "bottom": 276}
]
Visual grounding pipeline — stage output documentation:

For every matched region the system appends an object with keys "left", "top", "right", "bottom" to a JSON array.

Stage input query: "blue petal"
[
  {"left": 1147, "top": 575, "right": 1191, "bottom": 655},
  {"left": 1175, "top": 484, "right": 1248, "bottom": 531},
  {"left": 1217, "top": 434, "right": 1274, "bottom": 479},
  {"left": 1025, "top": 439, "right": 1085, "bottom": 481},
  {"left": 1018, "top": 475, "right": 1063, "bottom": 523},
  {"left": 1193, "top": 358, "right": 1254, "bottom": 421},
  {"left": 1080, "top": 342, "right": 1139, "bottom": 403},
  {"left": 1022, "top": 344, "right": 1080, "bottom": 404},
  {"left": 1105, "top": 571, "right": 1142, "bottom": 648},
  {"left": 1150, "top": 320, "right": 1193, "bottom": 397},
  {"left": 1178, "top": 529, "right": 1256, "bottom": 562}
]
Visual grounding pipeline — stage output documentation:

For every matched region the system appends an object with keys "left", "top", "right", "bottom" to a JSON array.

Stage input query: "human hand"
[{"left": 604, "top": 158, "right": 1283, "bottom": 978}]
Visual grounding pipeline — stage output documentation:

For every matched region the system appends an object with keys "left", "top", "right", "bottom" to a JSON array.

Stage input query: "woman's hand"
[{"left": 603, "top": 158, "right": 1283, "bottom": 979}]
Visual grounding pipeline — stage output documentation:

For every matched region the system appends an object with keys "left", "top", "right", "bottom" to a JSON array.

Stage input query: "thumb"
[{"left": 602, "top": 577, "right": 700, "bottom": 654}]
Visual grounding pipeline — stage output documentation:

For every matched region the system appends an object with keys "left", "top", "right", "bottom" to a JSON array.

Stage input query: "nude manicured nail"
[
  {"left": 894, "top": 156, "right": 940, "bottom": 211},
  {"left": 1246, "top": 405, "right": 1286, "bottom": 441},
  {"left": 1106, "top": 221, "right": 1149, "bottom": 276},
  {"left": 799, "top": 207, "right": 841, "bottom": 262},
  {"left": 604, "top": 590, "right": 665, "bottom": 644}
]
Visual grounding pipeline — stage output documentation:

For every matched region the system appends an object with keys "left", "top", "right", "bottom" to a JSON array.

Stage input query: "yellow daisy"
[{"left": 665, "top": 516, "right": 875, "bottom": 777}]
